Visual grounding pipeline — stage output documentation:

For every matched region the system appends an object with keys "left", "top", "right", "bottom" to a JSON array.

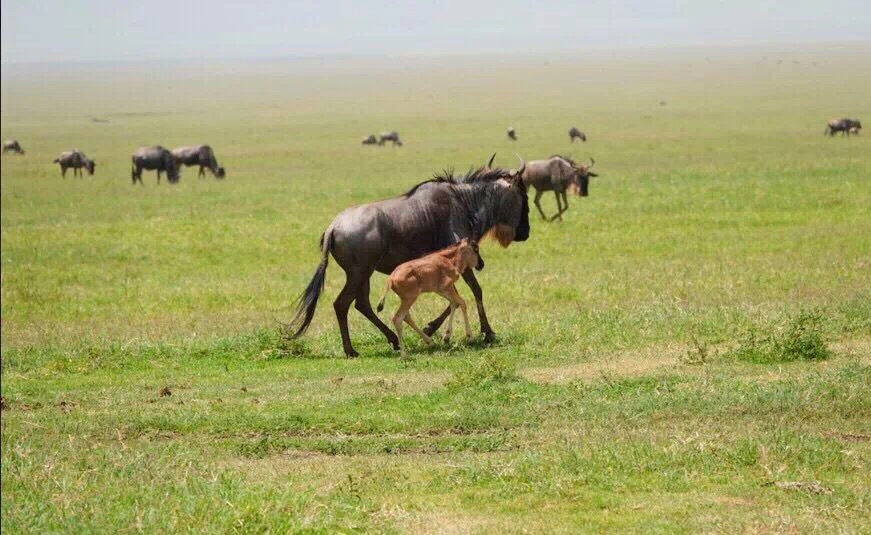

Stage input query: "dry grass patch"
[{"left": 520, "top": 344, "right": 685, "bottom": 385}]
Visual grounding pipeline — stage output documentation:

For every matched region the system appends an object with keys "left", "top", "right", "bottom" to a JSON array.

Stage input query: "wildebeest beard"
[{"left": 487, "top": 224, "right": 516, "bottom": 247}]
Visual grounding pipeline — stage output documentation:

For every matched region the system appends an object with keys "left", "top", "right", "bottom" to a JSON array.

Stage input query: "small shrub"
[
  {"left": 681, "top": 334, "right": 713, "bottom": 366},
  {"left": 731, "top": 310, "right": 831, "bottom": 364},
  {"left": 448, "top": 353, "right": 518, "bottom": 389}
]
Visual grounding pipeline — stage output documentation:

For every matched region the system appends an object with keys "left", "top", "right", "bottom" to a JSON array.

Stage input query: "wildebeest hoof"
[
  {"left": 482, "top": 332, "right": 496, "bottom": 344},
  {"left": 442, "top": 335, "right": 451, "bottom": 344},
  {"left": 345, "top": 349, "right": 360, "bottom": 358},
  {"left": 423, "top": 325, "right": 439, "bottom": 337}
]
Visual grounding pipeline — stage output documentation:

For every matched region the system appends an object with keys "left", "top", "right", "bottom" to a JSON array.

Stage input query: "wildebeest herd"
[
  {"left": 3, "top": 114, "right": 862, "bottom": 357},
  {"left": 3, "top": 140, "right": 227, "bottom": 184}
]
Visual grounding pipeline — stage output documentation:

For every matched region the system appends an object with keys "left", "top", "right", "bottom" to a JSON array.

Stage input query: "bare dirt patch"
[{"left": 521, "top": 344, "right": 685, "bottom": 384}]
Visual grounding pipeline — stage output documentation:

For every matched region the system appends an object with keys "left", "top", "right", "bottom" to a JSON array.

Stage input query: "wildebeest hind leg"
[
  {"left": 334, "top": 271, "right": 363, "bottom": 358},
  {"left": 354, "top": 278, "right": 400, "bottom": 351}
]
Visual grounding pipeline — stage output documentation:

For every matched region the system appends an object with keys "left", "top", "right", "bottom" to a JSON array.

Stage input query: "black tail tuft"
[{"left": 285, "top": 231, "right": 332, "bottom": 338}]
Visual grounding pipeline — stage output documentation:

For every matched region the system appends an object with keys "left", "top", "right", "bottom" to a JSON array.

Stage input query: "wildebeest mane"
[
  {"left": 549, "top": 154, "right": 577, "bottom": 166},
  {"left": 403, "top": 166, "right": 512, "bottom": 197}
]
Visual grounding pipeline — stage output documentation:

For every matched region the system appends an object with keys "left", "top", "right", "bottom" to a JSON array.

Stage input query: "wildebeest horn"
[
  {"left": 589, "top": 157, "right": 595, "bottom": 167},
  {"left": 514, "top": 153, "right": 526, "bottom": 176},
  {"left": 487, "top": 153, "right": 496, "bottom": 169}
]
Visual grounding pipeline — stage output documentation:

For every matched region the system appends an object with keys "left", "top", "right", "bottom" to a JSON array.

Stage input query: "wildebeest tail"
[{"left": 286, "top": 227, "right": 333, "bottom": 338}]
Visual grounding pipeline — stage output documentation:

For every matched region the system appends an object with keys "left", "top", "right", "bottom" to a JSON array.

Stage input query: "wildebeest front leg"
[
  {"left": 549, "top": 191, "right": 568, "bottom": 222},
  {"left": 462, "top": 269, "right": 495, "bottom": 342},
  {"left": 354, "top": 278, "right": 400, "bottom": 351}
]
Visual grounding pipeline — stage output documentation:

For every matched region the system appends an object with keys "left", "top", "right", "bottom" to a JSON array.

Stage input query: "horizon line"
[{"left": 3, "top": 39, "right": 870, "bottom": 68}]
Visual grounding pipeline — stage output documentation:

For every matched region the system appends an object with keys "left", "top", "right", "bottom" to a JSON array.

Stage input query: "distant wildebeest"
[
  {"left": 131, "top": 146, "right": 180, "bottom": 184},
  {"left": 53, "top": 150, "right": 95, "bottom": 178},
  {"left": 287, "top": 155, "right": 529, "bottom": 357},
  {"left": 568, "top": 127, "right": 586, "bottom": 143},
  {"left": 172, "top": 145, "right": 225, "bottom": 179},
  {"left": 361, "top": 134, "right": 378, "bottom": 145},
  {"left": 378, "top": 131, "right": 403, "bottom": 146},
  {"left": 522, "top": 155, "right": 597, "bottom": 222},
  {"left": 377, "top": 238, "right": 483, "bottom": 358},
  {"left": 825, "top": 118, "right": 862, "bottom": 136},
  {"left": 507, "top": 127, "right": 518, "bottom": 141},
  {"left": 3, "top": 140, "right": 24, "bottom": 155}
]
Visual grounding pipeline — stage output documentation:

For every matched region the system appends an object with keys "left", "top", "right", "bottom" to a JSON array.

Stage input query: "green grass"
[{"left": 2, "top": 45, "right": 870, "bottom": 532}]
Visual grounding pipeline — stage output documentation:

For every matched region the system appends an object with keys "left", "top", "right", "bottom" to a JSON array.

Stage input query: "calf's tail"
[
  {"left": 286, "top": 227, "right": 333, "bottom": 338},
  {"left": 376, "top": 281, "right": 391, "bottom": 313}
]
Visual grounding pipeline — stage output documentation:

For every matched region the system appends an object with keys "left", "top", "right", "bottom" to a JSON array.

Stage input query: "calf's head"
[{"left": 457, "top": 239, "right": 484, "bottom": 271}]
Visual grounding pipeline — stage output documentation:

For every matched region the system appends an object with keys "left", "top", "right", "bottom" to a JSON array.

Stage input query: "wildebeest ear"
[{"left": 588, "top": 172, "right": 599, "bottom": 177}]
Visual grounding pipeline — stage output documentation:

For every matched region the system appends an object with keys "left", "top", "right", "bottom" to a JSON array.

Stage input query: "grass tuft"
[
  {"left": 447, "top": 352, "right": 519, "bottom": 389},
  {"left": 730, "top": 309, "right": 832, "bottom": 363}
]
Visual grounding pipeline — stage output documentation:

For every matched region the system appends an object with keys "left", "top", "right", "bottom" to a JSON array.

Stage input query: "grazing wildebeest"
[
  {"left": 825, "top": 118, "right": 862, "bottom": 136},
  {"left": 507, "top": 127, "right": 518, "bottom": 141},
  {"left": 172, "top": 145, "right": 225, "bottom": 179},
  {"left": 53, "top": 150, "right": 95, "bottom": 178},
  {"left": 522, "top": 155, "right": 597, "bottom": 222},
  {"left": 287, "top": 156, "right": 529, "bottom": 357},
  {"left": 361, "top": 134, "right": 378, "bottom": 145},
  {"left": 3, "top": 140, "right": 24, "bottom": 155},
  {"left": 568, "top": 127, "right": 586, "bottom": 143},
  {"left": 131, "top": 146, "right": 180, "bottom": 184},
  {"left": 376, "top": 238, "right": 483, "bottom": 358},
  {"left": 378, "top": 131, "right": 403, "bottom": 146}
]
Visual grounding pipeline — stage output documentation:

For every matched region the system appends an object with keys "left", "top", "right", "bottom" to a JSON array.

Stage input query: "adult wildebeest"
[
  {"left": 522, "top": 155, "right": 597, "bottom": 222},
  {"left": 568, "top": 127, "right": 586, "bottom": 143},
  {"left": 287, "top": 156, "right": 529, "bottom": 357},
  {"left": 172, "top": 145, "right": 225, "bottom": 179},
  {"left": 3, "top": 140, "right": 24, "bottom": 155},
  {"left": 507, "top": 127, "right": 518, "bottom": 141},
  {"left": 825, "top": 118, "right": 862, "bottom": 136},
  {"left": 361, "top": 134, "right": 378, "bottom": 145},
  {"left": 131, "top": 146, "right": 179, "bottom": 184},
  {"left": 53, "top": 150, "right": 95, "bottom": 178},
  {"left": 378, "top": 131, "right": 403, "bottom": 146}
]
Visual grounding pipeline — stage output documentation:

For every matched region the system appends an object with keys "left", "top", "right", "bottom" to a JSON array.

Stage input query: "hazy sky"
[{"left": 2, "top": 1, "right": 869, "bottom": 63}]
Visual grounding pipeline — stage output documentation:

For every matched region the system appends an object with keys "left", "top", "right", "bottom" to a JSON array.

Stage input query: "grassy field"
[{"left": 2, "top": 44, "right": 870, "bottom": 532}]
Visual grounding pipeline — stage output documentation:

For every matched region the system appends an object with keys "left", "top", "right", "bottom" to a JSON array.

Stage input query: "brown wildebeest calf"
[{"left": 377, "top": 239, "right": 483, "bottom": 358}]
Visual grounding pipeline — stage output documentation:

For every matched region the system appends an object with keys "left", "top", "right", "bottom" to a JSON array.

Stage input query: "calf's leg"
[
  {"left": 391, "top": 296, "right": 418, "bottom": 359},
  {"left": 404, "top": 314, "right": 432, "bottom": 346}
]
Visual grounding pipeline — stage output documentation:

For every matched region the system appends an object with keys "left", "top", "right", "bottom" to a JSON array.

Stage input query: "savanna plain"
[{"left": 1, "top": 45, "right": 870, "bottom": 533}]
